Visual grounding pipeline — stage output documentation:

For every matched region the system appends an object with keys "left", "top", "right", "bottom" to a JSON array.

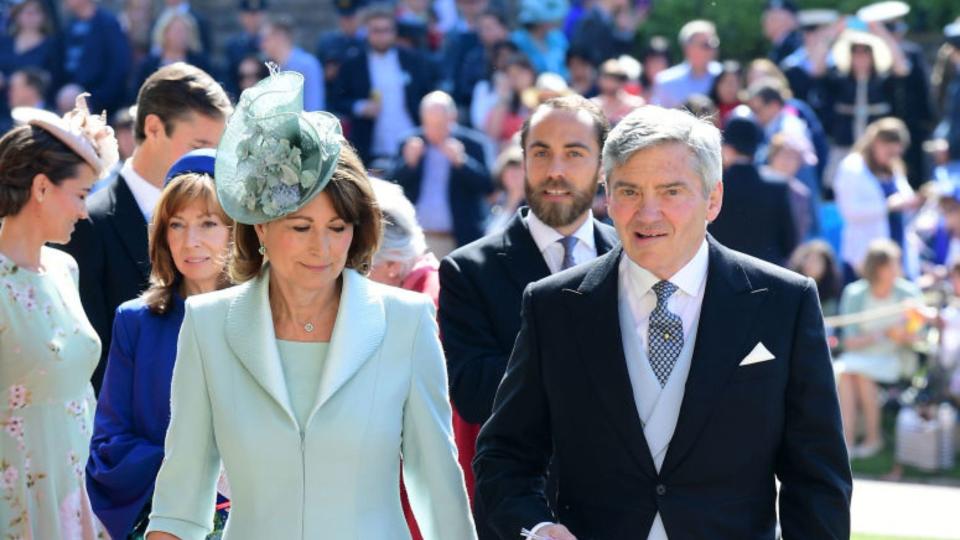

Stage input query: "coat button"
[{"left": 656, "top": 484, "right": 667, "bottom": 496}]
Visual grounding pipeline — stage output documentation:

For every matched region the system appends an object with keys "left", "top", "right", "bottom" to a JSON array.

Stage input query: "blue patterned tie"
[
  {"left": 559, "top": 236, "right": 577, "bottom": 270},
  {"left": 648, "top": 281, "right": 683, "bottom": 387}
]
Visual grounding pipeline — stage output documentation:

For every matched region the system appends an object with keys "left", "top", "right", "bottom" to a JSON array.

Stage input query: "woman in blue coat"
[
  {"left": 86, "top": 150, "right": 234, "bottom": 538},
  {"left": 144, "top": 70, "right": 475, "bottom": 540}
]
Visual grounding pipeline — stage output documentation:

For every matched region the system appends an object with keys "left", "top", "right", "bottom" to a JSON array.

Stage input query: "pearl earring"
[{"left": 258, "top": 244, "right": 266, "bottom": 256}]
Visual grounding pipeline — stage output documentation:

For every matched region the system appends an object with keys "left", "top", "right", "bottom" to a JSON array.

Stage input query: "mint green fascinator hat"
[{"left": 215, "top": 68, "right": 342, "bottom": 225}]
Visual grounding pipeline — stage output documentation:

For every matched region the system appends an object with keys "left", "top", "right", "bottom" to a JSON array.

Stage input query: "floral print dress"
[{"left": 1, "top": 247, "right": 105, "bottom": 539}]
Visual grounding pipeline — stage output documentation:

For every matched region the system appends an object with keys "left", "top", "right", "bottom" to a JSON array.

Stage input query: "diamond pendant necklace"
[{"left": 303, "top": 322, "right": 315, "bottom": 333}]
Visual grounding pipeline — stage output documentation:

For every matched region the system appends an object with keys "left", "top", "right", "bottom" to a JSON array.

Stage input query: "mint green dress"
[
  {"left": 0, "top": 247, "right": 105, "bottom": 539},
  {"left": 276, "top": 340, "right": 327, "bottom": 427}
]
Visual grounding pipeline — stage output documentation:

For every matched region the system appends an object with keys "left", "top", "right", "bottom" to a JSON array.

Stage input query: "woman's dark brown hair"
[
  {"left": 8, "top": 0, "right": 54, "bottom": 37},
  {"left": 0, "top": 125, "right": 86, "bottom": 218},
  {"left": 142, "top": 173, "right": 234, "bottom": 314},
  {"left": 229, "top": 140, "right": 383, "bottom": 283}
]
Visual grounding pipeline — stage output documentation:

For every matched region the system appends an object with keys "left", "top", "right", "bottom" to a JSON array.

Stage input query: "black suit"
[
  {"left": 440, "top": 209, "right": 619, "bottom": 425},
  {"left": 474, "top": 238, "right": 851, "bottom": 540},
  {"left": 59, "top": 176, "right": 151, "bottom": 393},
  {"left": 441, "top": 208, "right": 619, "bottom": 539},
  {"left": 709, "top": 162, "right": 797, "bottom": 267},
  {"left": 393, "top": 128, "right": 493, "bottom": 247},
  {"left": 332, "top": 46, "right": 436, "bottom": 164}
]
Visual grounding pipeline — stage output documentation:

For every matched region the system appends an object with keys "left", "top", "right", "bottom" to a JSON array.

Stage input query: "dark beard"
[{"left": 525, "top": 173, "right": 599, "bottom": 229}]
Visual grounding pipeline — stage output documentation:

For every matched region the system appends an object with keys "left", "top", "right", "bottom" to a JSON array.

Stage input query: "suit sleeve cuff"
[{"left": 145, "top": 516, "right": 211, "bottom": 540}]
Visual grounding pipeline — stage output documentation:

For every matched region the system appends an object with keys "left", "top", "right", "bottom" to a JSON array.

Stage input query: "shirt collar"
[
  {"left": 120, "top": 158, "right": 161, "bottom": 218},
  {"left": 622, "top": 238, "right": 709, "bottom": 298},
  {"left": 526, "top": 209, "right": 596, "bottom": 254}
]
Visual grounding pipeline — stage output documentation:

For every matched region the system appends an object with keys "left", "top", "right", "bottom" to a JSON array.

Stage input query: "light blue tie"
[
  {"left": 648, "top": 281, "right": 683, "bottom": 387},
  {"left": 559, "top": 236, "right": 577, "bottom": 270}
]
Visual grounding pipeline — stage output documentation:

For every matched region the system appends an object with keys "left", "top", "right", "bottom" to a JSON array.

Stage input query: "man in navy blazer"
[
  {"left": 474, "top": 106, "right": 851, "bottom": 540},
  {"left": 60, "top": 63, "right": 231, "bottom": 392},
  {"left": 331, "top": 5, "right": 436, "bottom": 165}
]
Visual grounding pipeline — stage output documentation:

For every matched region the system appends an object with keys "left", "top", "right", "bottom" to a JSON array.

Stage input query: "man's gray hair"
[
  {"left": 602, "top": 106, "right": 722, "bottom": 195},
  {"left": 370, "top": 178, "right": 426, "bottom": 273}
]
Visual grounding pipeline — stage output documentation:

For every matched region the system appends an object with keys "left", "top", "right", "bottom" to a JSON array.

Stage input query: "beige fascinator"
[{"left": 11, "top": 93, "right": 120, "bottom": 178}]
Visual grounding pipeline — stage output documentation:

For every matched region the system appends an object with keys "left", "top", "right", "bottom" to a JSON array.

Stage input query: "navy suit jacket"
[
  {"left": 332, "top": 46, "right": 436, "bottom": 164},
  {"left": 439, "top": 208, "right": 620, "bottom": 425},
  {"left": 392, "top": 127, "right": 493, "bottom": 247},
  {"left": 86, "top": 296, "right": 184, "bottom": 538},
  {"left": 709, "top": 163, "right": 797, "bottom": 267},
  {"left": 60, "top": 175, "right": 151, "bottom": 393},
  {"left": 474, "top": 238, "right": 852, "bottom": 540}
]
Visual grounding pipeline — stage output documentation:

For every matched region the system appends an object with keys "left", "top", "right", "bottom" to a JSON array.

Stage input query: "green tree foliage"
[{"left": 634, "top": 0, "right": 956, "bottom": 63}]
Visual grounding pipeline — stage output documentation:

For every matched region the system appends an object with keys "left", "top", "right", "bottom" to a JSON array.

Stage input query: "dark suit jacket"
[
  {"left": 473, "top": 238, "right": 852, "bottom": 540},
  {"left": 59, "top": 175, "right": 151, "bottom": 393},
  {"left": 439, "top": 208, "right": 620, "bottom": 425},
  {"left": 332, "top": 46, "right": 436, "bottom": 164},
  {"left": 392, "top": 127, "right": 493, "bottom": 246},
  {"left": 709, "top": 162, "right": 797, "bottom": 267}
]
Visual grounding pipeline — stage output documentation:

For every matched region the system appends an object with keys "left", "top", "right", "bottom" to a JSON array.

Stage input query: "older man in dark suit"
[
  {"left": 475, "top": 105, "right": 851, "bottom": 540},
  {"left": 60, "top": 63, "right": 230, "bottom": 393},
  {"left": 440, "top": 95, "right": 620, "bottom": 538},
  {"left": 393, "top": 91, "right": 492, "bottom": 256}
]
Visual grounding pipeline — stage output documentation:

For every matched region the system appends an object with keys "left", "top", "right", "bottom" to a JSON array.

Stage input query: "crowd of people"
[{"left": 1, "top": 0, "right": 960, "bottom": 538}]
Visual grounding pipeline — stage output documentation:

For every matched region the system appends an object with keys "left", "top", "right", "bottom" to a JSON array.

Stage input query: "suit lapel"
[
  {"left": 497, "top": 209, "right": 551, "bottom": 290},
  {"left": 226, "top": 268, "right": 297, "bottom": 427},
  {"left": 593, "top": 221, "right": 620, "bottom": 255},
  {"left": 107, "top": 176, "right": 150, "bottom": 281},
  {"left": 660, "top": 238, "right": 769, "bottom": 475},
  {"left": 566, "top": 247, "right": 658, "bottom": 479},
  {"left": 307, "top": 269, "right": 385, "bottom": 422}
]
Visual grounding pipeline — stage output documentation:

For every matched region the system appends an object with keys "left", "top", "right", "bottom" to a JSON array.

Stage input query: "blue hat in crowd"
[{"left": 165, "top": 148, "right": 217, "bottom": 185}]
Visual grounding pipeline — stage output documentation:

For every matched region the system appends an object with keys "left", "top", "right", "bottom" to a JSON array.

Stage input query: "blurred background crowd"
[{"left": 3, "top": 0, "right": 960, "bottom": 486}]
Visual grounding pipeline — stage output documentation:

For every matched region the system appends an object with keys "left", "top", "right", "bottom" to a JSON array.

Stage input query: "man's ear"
[
  {"left": 142, "top": 113, "right": 166, "bottom": 142},
  {"left": 706, "top": 180, "right": 723, "bottom": 223}
]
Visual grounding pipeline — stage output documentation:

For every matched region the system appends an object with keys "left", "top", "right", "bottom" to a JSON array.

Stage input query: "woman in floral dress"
[{"left": 0, "top": 95, "right": 117, "bottom": 539}]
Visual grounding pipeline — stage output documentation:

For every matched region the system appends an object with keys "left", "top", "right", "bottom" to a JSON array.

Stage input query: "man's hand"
[
  {"left": 359, "top": 98, "right": 381, "bottom": 119},
  {"left": 402, "top": 136, "right": 426, "bottom": 167},
  {"left": 534, "top": 524, "right": 577, "bottom": 540},
  {"left": 442, "top": 138, "right": 466, "bottom": 167}
]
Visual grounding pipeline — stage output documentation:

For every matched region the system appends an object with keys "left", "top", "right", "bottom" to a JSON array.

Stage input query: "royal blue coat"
[{"left": 86, "top": 294, "right": 184, "bottom": 538}]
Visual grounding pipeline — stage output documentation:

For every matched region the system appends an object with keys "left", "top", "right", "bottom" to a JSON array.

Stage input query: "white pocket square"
[{"left": 739, "top": 342, "right": 775, "bottom": 366}]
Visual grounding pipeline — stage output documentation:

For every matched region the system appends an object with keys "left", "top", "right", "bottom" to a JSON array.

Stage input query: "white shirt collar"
[
  {"left": 120, "top": 159, "right": 162, "bottom": 222},
  {"left": 622, "top": 238, "right": 709, "bottom": 299},
  {"left": 526, "top": 209, "right": 596, "bottom": 255}
]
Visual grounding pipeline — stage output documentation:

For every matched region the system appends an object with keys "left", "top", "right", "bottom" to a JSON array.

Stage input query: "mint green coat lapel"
[
  {"left": 307, "top": 269, "right": 385, "bottom": 425},
  {"left": 224, "top": 267, "right": 386, "bottom": 430},
  {"left": 225, "top": 267, "right": 296, "bottom": 426}
]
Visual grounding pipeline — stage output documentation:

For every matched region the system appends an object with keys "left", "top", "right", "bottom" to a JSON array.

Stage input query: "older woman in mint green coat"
[{"left": 145, "top": 71, "right": 475, "bottom": 540}]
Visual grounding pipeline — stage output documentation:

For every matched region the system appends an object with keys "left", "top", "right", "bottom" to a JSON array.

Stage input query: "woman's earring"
[{"left": 258, "top": 243, "right": 266, "bottom": 256}]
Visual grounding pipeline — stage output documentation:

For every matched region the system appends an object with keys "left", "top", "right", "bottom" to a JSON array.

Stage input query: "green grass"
[{"left": 850, "top": 533, "right": 935, "bottom": 540}]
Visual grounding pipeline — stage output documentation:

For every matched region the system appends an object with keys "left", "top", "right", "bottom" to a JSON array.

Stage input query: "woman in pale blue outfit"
[
  {"left": 836, "top": 239, "right": 921, "bottom": 459},
  {"left": 145, "top": 71, "right": 476, "bottom": 540}
]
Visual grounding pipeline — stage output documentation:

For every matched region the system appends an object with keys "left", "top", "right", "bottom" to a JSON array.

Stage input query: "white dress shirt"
[
  {"left": 120, "top": 159, "right": 161, "bottom": 223},
  {"left": 526, "top": 210, "right": 597, "bottom": 274},
  {"left": 367, "top": 49, "right": 415, "bottom": 157},
  {"left": 531, "top": 239, "right": 710, "bottom": 540}
]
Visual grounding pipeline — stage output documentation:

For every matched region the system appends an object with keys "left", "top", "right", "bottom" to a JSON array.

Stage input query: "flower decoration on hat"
[{"left": 215, "top": 64, "right": 343, "bottom": 225}]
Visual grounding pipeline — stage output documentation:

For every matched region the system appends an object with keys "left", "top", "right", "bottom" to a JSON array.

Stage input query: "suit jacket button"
[{"left": 656, "top": 484, "right": 667, "bottom": 496}]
